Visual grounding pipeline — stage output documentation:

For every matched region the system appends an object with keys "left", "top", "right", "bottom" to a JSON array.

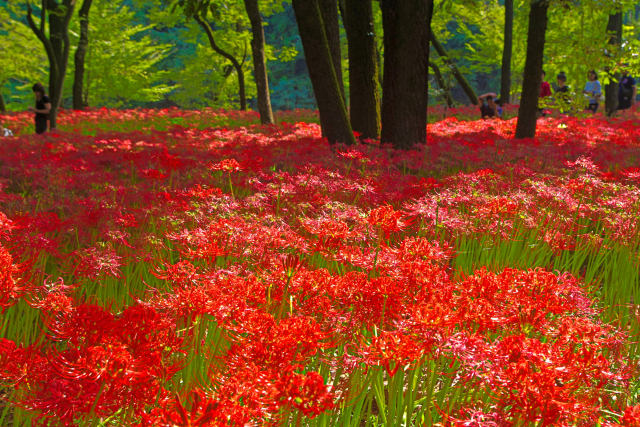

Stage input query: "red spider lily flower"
[
  {"left": 209, "top": 158, "right": 243, "bottom": 173},
  {"left": 368, "top": 205, "right": 414, "bottom": 240},
  {"left": 337, "top": 149, "right": 366, "bottom": 160},
  {"left": 73, "top": 246, "right": 123, "bottom": 279},
  {"left": 0, "top": 244, "right": 25, "bottom": 311},
  {"left": 140, "top": 168, "right": 169, "bottom": 180},
  {"left": 621, "top": 405, "right": 640, "bottom": 426},
  {"left": 139, "top": 391, "right": 251, "bottom": 426},
  {"left": 274, "top": 369, "right": 334, "bottom": 417}
]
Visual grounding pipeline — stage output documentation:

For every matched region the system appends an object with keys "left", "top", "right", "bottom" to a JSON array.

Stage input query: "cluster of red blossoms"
[{"left": 0, "top": 109, "right": 638, "bottom": 425}]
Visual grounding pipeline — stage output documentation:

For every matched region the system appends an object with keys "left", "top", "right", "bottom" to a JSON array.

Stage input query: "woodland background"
[{"left": 3, "top": 0, "right": 640, "bottom": 112}]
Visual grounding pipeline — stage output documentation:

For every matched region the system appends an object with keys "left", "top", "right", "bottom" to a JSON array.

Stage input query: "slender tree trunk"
[
  {"left": 515, "top": 0, "right": 549, "bottom": 139},
  {"left": 0, "top": 93, "right": 6, "bottom": 113},
  {"left": 50, "top": 4, "right": 74, "bottom": 128},
  {"left": 430, "top": 61, "right": 454, "bottom": 107},
  {"left": 292, "top": 0, "right": 356, "bottom": 145},
  {"left": 342, "top": 0, "right": 380, "bottom": 139},
  {"left": 430, "top": 32, "right": 478, "bottom": 105},
  {"left": 194, "top": 15, "right": 247, "bottom": 111},
  {"left": 500, "top": 0, "right": 513, "bottom": 104},
  {"left": 318, "top": 0, "right": 344, "bottom": 100},
  {"left": 380, "top": 0, "right": 432, "bottom": 149},
  {"left": 605, "top": 12, "right": 622, "bottom": 116},
  {"left": 73, "top": 0, "right": 92, "bottom": 110},
  {"left": 243, "top": 0, "right": 274, "bottom": 124}
]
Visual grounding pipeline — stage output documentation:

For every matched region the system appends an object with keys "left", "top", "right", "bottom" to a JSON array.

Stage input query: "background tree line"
[{"left": 2, "top": 0, "right": 640, "bottom": 144}]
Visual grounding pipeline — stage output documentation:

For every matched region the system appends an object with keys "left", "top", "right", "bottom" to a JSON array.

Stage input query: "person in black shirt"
[
  {"left": 618, "top": 71, "right": 636, "bottom": 111},
  {"left": 29, "top": 83, "right": 51, "bottom": 134}
]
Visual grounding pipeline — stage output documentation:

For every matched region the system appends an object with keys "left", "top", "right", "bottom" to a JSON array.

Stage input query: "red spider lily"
[
  {"left": 139, "top": 391, "right": 251, "bottom": 426},
  {"left": 141, "top": 168, "right": 169, "bottom": 180},
  {"left": 0, "top": 244, "right": 25, "bottom": 311},
  {"left": 273, "top": 368, "right": 334, "bottom": 417},
  {"left": 72, "top": 245, "right": 123, "bottom": 279},
  {"left": 209, "top": 158, "right": 242, "bottom": 173},
  {"left": 621, "top": 405, "right": 640, "bottom": 426},
  {"left": 368, "top": 205, "right": 414, "bottom": 240}
]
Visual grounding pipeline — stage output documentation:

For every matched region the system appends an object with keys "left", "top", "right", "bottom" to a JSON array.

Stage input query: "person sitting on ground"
[
  {"left": 0, "top": 123, "right": 13, "bottom": 137},
  {"left": 478, "top": 93, "right": 501, "bottom": 119},
  {"left": 583, "top": 70, "right": 602, "bottom": 113},
  {"left": 28, "top": 83, "right": 51, "bottom": 134},
  {"left": 618, "top": 70, "right": 636, "bottom": 112}
]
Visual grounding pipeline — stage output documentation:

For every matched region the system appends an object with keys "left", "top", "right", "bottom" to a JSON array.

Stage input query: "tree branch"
[
  {"left": 193, "top": 14, "right": 242, "bottom": 70},
  {"left": 27, "top": 1, "right": 57, "bottom": 76}
]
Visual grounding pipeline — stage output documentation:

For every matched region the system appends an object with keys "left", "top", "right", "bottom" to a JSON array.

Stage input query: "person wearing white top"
[{"left": 583, "top": 70, "right": 602, "bottom": 113}]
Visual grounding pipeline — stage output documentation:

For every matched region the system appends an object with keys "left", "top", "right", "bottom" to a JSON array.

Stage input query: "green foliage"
[
  {"left": 4, "top": 0, "right": 640, "bottom": 110},
  {"left": 0, "top": 2, "right": 47, "bottom": 109},
  {"left": 168, "top": 42, "right": 257, "bottom": 108},
  {"left": 64, "top": 0, "right": 174, "bottom": 107}
]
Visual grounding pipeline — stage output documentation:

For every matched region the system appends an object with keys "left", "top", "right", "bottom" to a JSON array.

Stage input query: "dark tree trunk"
[
  {"left": 500, "top": 0, "right": 513, "bottom": 104},
  {"left": 430, "top": 61, "right": 454, "bottom": 108},
  {"left": 194, "top": 15, "right": 247, "bottom": 111},
  {"left": 318, "top": 0, "right": 344, "bottom": 100},
  {"left": 430, "top": 32, "right": 478, "bottom": 105},
  {"left": 292, "top": 0, "right": 356, "bottom": 145},
  {"left": 380, "top": 0, "right": 432, "bottom": 149},
  {"left": 27, "top": 0, "right": 76, "bottom": 129},
  {"left": 342, "top": 0, "right": 380, "bottom": 139},
  {"left": 243, "top": 0, "right": 274, "bottom": 124},
  {"left": 73, "top": 0, "right": 93, "bottom": 110},
  {"left": 49, "top": 3, "right": 74, "bottom": 128},
  {"left": 0, "top": 93, "right": 6, "bottom": 113},
  {"left": 605, "top": 12, "right": 622, "bottom": 116},
  {"left": 515, "top": 0, "right": 549, "bottom": 139}
]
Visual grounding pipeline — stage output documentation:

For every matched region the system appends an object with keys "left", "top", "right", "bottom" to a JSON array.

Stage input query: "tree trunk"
[
  {"left": 292, "top": 0, "right": 356, "bottom": 145},
  {"left": 318, "top": 0, "right": 344, "bottom": 100},
  {"left": 380, "top": 0, "right": 432, "bottom": 149},
  {"left": 0, "top": 93, "right": 6, "bottom": 113},
  {"left": 515, "top": 0, "right": 549, "bottom": 139},
  {"left": 73, "top": 0, "right": 92, "bottom": 110},
  {"left": 430, "top": 61, "right": 454, "bottom": 107},
  {"left": 243, "top": 0, "right": 274, "bottom": 124},
  {"left": 430, "top": 32, "right": 478, "bottom": 105},
  {"left": 605, "top": 12, "right": 622, "bottom": 116},
  {"left": 194, "top": 15, "right": 247, "bottom": 111},
  {"left": 500, "top": 0, "right": 513, "bottom": 104},
  {"left": 49, "top": 2, "right": 75, "bottom": 128},
  {"left": 342, "top": 0, "right": 380, "bottom": 139}
]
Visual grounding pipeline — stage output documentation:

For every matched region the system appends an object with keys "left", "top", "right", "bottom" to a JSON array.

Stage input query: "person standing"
[
  {"left": 618, "top": 71, "right": 636, "bottom": 112},
  {"left": 29, "top": 83, "right": 51, "bottom": 134},
  {"left": 583, "top": 70, "right": 602, "bottom": 113},
  {"left": 538, "top": 70, "right": 552, "bottom": 116}
]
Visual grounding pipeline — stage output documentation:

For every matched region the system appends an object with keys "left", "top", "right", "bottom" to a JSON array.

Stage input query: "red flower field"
[{"left": 0, "top": 108, "right": 638, "bottom": 426}]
